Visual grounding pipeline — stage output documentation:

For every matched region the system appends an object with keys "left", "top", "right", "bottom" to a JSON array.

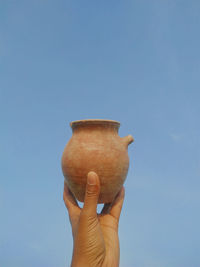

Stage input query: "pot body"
[{"left": 61, "top": 119, "right": 133, "bottom": 203}]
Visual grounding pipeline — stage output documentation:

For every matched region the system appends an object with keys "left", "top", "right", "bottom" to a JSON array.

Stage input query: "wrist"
[
  {"left": 71, "top": 254, "right": 92, "bottom": 267},
  {"left": 71, "top": 255, "right": 103, "bottom": 267},
  {"left": 71, "top": 260, "right": 102, "bottom": 267}
]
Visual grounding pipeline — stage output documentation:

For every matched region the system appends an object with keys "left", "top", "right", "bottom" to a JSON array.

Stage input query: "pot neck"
[{"left": 70, "top": 120, "right": 120, "bottom": 133}]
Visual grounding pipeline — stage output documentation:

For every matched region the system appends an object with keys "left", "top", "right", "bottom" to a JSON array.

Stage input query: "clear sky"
[{"left": 0, "top": 1, "right": 200, "bottom": 267}]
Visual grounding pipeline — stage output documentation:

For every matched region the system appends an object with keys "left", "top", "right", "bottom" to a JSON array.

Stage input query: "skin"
[{"left": 63, "top": 171, "right": 125, "bottom": 267}]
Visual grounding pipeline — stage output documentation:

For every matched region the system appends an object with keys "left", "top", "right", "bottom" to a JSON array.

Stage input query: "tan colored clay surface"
[{"left": 62, "top": 119, "right": 134, "bottom": 203}]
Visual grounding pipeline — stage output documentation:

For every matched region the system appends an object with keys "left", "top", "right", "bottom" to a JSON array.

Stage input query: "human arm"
[{"left": 63, "top": 171, "right": 125, "bottom": 267}]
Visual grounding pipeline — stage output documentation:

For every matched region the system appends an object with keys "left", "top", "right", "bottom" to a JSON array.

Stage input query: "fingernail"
[{"left": 87, "top": 172, "right": 97, "bottom": 185}]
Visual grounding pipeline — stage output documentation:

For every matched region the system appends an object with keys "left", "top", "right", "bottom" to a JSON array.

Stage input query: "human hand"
[{"left": 63, "top": 171, "right": 125, "bottom": 267}]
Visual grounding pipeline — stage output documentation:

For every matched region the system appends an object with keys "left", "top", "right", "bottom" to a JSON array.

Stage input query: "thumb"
[{"left": 83, "top": 171, "right": 100, "bottom": 216}]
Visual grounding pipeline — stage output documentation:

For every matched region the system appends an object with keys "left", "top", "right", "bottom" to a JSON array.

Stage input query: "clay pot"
[{"left": 61, "top": 119, "right": 134, "bottom": 203}]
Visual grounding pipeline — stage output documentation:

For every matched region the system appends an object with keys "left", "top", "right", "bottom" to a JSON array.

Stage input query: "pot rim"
[{"left": 70, "top": 119, "right": 120, "bottom": 129}]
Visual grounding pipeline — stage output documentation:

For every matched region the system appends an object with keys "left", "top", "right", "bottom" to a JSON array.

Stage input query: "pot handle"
[{"left": 122, "top": 135, "right": 134, "bottom": 147}]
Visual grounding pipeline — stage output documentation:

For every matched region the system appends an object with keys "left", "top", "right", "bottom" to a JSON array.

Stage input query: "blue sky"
[{"left": 0, "top": 1, "right": 200, "bottom": 266}]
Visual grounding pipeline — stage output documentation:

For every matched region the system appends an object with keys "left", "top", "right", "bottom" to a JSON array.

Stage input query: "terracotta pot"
[{"left": 61, "top": 119, "right": 134, "bottom": 203}]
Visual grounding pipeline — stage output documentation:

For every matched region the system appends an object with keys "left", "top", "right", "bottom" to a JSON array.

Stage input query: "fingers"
[
  {"left": 110, "top": 187, "right": 125, "bottom": 221},
  {"left": 63, "top": 182, "right": 80, "bottom": 212},
  {"left": 82, "top": 171, "right": 100, "bottom": 217},
  {"left": 63, "top": 182, "right": 81, "bottom": 239},
  {"left": 101, "top": 203, "right": 112, "bottom": 215}
]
